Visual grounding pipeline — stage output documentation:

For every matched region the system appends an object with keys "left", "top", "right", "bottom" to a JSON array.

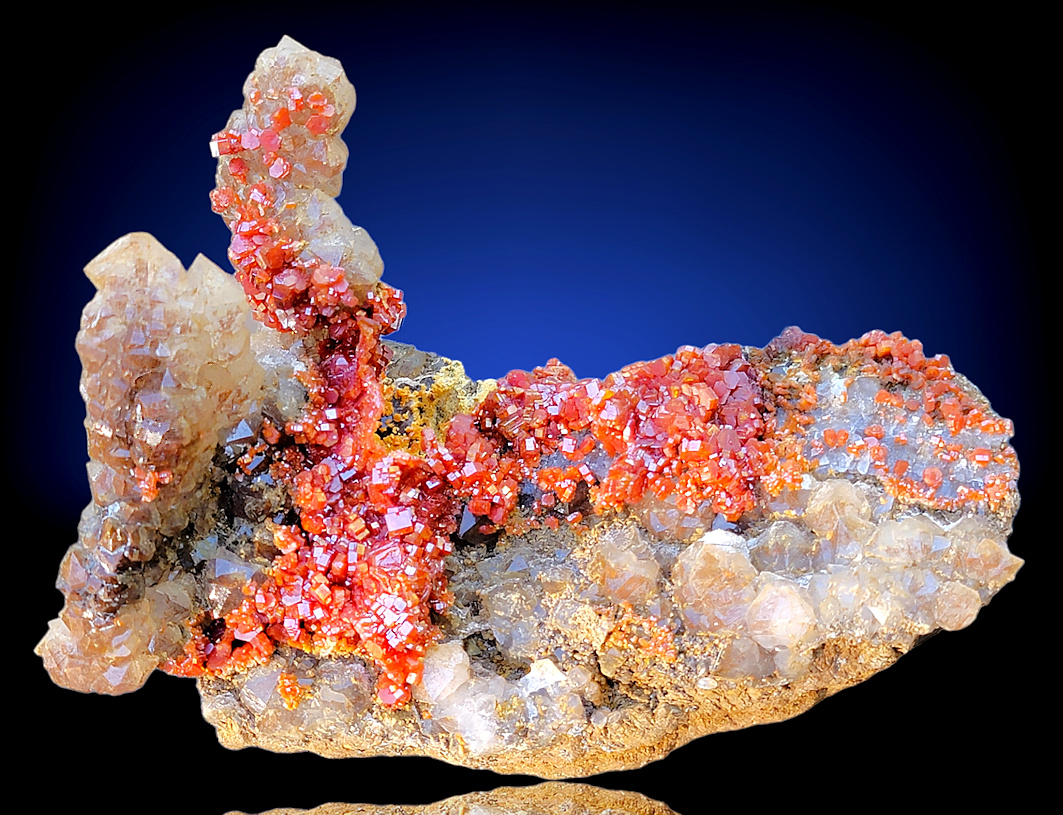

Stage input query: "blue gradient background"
[{"left": 16, "top": 4, "right": 1048, "bottom": 811}]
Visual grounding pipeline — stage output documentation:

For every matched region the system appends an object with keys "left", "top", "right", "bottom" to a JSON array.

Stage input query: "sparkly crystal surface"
[{"left": 35, "top": 37, "right": 1023, "bottom": 778}]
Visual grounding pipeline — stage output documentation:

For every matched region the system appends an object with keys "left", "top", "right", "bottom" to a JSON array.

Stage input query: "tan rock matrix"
[
  {"left": 226, "top": 783, "right": 678, "bottom": 815},
  {"left": 36, "top": 37, "right": 1022, "bottom": 778}
]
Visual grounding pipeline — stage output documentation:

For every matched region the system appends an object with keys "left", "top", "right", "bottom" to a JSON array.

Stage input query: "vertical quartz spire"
[
  {"left": 197, "top": 37, "right": 447, "bottom": 706},
  {"left": 209, "top": 36, "right": 390, "bottom": 334}
]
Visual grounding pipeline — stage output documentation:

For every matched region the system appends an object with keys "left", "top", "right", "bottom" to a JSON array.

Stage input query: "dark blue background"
[{"left": 16, "top": 3, "right": 1048, "bottom": 811}]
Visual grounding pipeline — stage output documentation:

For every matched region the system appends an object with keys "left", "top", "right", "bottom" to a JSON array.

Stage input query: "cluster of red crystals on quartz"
[
  {"left": 761, "top": 327, "right": 1019, "bottom": 511},
  {"left": 158, "top": 39, "right": 1017, "bottom": 710},
  {"left": 207, "top": 63, "right": 372, "bottom": 334},
  {"left": 427, "top": 344, "right": 787, "bottom": 539},
  {"left": 164, "top": 38, "right": 459, "bottom": 705}
]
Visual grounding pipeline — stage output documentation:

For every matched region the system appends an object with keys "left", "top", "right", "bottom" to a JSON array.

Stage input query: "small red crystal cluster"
[
  {"left": 207, "top": 88, "right": 371, "bottom": 334},
  {"left": 766, "top": 328, "right": 1018, "bottom": 511},
  {"left": 163, "top": 43, "right": 1017, "bottom": 708}
]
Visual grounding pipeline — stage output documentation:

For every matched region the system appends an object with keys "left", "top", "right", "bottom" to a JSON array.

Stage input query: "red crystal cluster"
[
  {"left": 161, "top": 42, "right": 1018, "bottom": 708},
  {"left": 166, "top": 48, "right": 460, "bottom": 705},
  {"left": 207, "top": 88, "right": 369, "bottom": 333},
  {"left": 767, "top": 328, "right": 1018, "bottom": 510},
  {"left": 430, "top": 345, "right": 783, "bottom": 540}
]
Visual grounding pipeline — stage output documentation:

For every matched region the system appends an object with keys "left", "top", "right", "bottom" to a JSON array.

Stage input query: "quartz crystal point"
[
  {"left": 226, "top": 783, "right": 678, "bottom": 815},
  {"left": 37, "top": 37, "right": 1022, "bottom": 777}
]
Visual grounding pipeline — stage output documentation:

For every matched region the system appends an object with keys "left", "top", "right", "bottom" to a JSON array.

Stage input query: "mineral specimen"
[
  {"left": 227, "top": 783, "right": 678, "bottom": 815},
  {"left": 37, "top": 37, "right": 1022, "bottom": 778}
]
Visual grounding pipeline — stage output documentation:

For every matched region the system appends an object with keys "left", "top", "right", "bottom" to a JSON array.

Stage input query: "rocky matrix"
[
  {"left": 37, "top": 38, "right": 1022, "bottom": 777},
  {"left": 227, "top": 783, "right": 678, "bottom": 815}
]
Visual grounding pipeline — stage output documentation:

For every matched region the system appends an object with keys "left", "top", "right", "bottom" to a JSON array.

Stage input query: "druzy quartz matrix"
[{"left": 37, "top": 37, "right": 1022, "bottom": 777}]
